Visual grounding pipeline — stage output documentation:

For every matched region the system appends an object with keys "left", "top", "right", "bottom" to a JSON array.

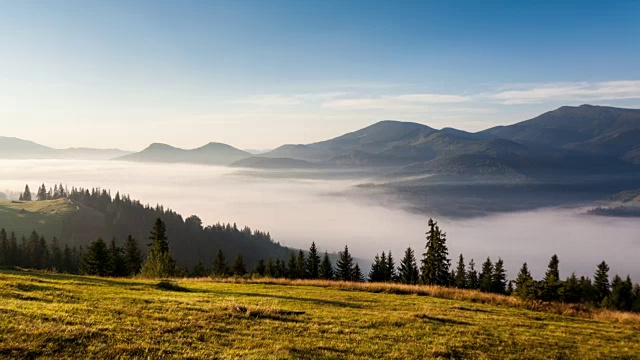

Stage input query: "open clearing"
[{"left": 1, "top": 270, "right": 639, "bottom": 359}]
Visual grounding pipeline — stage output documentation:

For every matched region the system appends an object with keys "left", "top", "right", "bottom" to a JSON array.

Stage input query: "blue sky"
[{"left": 1, "top": 0, "right": 639, "bottom": 150}]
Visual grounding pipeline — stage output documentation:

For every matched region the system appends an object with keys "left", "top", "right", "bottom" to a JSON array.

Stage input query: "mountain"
[
  {"left": 0, "top": 136, "right": 131, "bottom": 160},
  {"left": 118, "top": 142, "right": 251, "bottom": 165},
  {"left": 231, "top": 156, "right": 317, "bottom": 169}
]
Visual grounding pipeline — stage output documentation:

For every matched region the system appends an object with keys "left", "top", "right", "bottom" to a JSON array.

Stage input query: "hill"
[
  {"left": 230, "top": 156, "right": 317, "bottom": 169},
  {"left": 0, "top": 137, "right": 130, "bottom": 160},
  {"left": 0, "top": 199, "right": 77, "bottom": 239},
  {"left": 118, "top": 142, "right": 251, "bottom": 165},
  {"left": 1, "top": 269, "right": 639, "bottom": 359}
]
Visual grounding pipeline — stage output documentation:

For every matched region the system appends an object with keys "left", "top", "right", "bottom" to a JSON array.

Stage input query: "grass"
[
  {"left": 0, "top": 199, "right": 76, "bottom": 239},
  {"left": 1, "top": 270, "right": 640, "bottom": 359}
]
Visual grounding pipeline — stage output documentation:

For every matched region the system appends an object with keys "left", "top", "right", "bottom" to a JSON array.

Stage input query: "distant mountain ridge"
[
  {"left": 117, "top": 142, "right": 251, "bottom": 165},
  {"left": 0, "top": 136, "right": 131, "bottom": 160}
]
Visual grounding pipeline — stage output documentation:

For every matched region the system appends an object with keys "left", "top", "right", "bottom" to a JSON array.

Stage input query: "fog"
[{"left": 2, "top": 159, "right": 639, "bottom": 280}]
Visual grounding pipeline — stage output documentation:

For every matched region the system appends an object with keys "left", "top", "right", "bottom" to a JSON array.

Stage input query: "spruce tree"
[
  {"left": 140, "top": 218, "right": 175, "bottom": 278},
  {"left": 265, "top": 258, "right": 275, "bottom": 277},
  {"left": 352, "top": 263, "right": 364, "bottom": 282},
  {"left": 287, "top": 251, "right": 298, "bottom": 279},
  {"left": 479, "top": 257, "right": 494, "bottom": 293},
  {"left": 454, "top": 254, "right": 466, "bottom": 288},
  {"left": 336, "top": 245, "right": 354, "bottom": 281},
  {"left": 562, "top": 273, "right": 581, "bottom": 303},
  {"left": 22, "top": 185, "right": 32, "bottom": 201},
  {"left": 212, "top": 249, "right": 229, "bottom": 277},
  {"left": 466, "top": 259, "right": 479, "bottom": 289},
  {"left": 397, "top": 247, "right": 419, "bottom": 285},
  {"left": 0, "top": 229, "right": 7, "bottom": 266},
  {"left": 255, "top": 258, "right": 266, "bottom": 276},
  {"left": 296, "top": 250, "right": 306, "bottom": 279},
  {"left": 108, "top": 239, "right": 127, "bottom": 277},
  {"left": 232, "top": 254, "right": 247, "bottom": 277},
  {"left": 191, "top": 261, "right": 208, "bottom": 277},
  {"left": 420, "top": 218, "right": 450, "bottom": 286},
  {"left": 386, "top": 251, "right": 396, "bottom": 282},
  {"left": 606, "top": 275, "right": 634, "bottom": 311},
  {"left": 368, "top": 254, "right": 382, "bottom": 282},
  {"left": 542, "top": 254, "right": 561, "bottom": 301},
  {"left": 37, "top": 184, "right": 47, "bottom": 201},
  {"left": 319, "top": 251, "right": 334, "bottom": 280},
  {"left": 306, "top": 242, "right": 321, "bottom": 279},
  {"left": 593, "top": 261, "right": 610, "bottom": 304},
  {"left": 124, "top": 235, "right": 143, "bottom": 276},
  {"left": 82, "top": 238, "right": 110, "bottom": 276},
  {"left": 50, "top": 236, "right": 63, "bottom": 271},
  {"left": 492, "top": 258, "right": 507, "bottom": 294},
  {"left": 514, "top": 262, "right": 536, "bottom": 299}
]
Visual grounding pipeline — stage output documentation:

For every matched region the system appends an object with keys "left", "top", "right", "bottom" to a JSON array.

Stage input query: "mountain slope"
[
  {"left": 118, "top": 142, "right": 251, "bottom": 165},
  {"left": 0, "top": 137, "right": 131, "bottom": 160}
]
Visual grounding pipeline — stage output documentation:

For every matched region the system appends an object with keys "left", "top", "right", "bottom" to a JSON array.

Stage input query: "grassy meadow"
[
  {"left": 0, "top": 199, "right": 75, "bottom": 239},
  {"left": 1, "top": 269, "right": 639, "bottom": 359}
]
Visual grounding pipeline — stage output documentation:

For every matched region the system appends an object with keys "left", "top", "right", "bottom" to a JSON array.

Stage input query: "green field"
[
  {"left": 0, "top": 199, "right": 76, "bottom": 239},
  {"left": 1, "top": 270, "right": 639, "bottom": 359}
]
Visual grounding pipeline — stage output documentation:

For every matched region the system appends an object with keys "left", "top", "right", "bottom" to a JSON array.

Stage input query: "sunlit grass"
[
  {"left": 0, "top": 199, "right": 74, "bottom": 238},
  {"left": 1, "top": 269, "right": 639, "bottom": 359}
]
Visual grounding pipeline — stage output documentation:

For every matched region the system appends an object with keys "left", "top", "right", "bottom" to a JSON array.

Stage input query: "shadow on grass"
[
  {"left": 202, "top": 289, "right": 363, "bottom": 309},
  {"left": 7, "top": 268, "right": 149, "bottom": 288},
  {"left": 414, "top": 313, "right": 471, "bottom": 326},
  {"left": 156, "top": 280, "right": 190, "bottom": 292}
]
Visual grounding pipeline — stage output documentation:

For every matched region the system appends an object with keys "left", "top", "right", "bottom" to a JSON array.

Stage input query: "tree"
[
  {"left": 0, "top": 229, "right": 8, "bottom": 266},
  {"left": 254, "top": 258, "right": 266, "bottom": 276},
  {"left": 593, "top": 261, "right": 610, "bottom": 304},
  {"left": 454, "top": 254, "right": 466, "bottom": 288},
  {"left": 37, "top": 184, "right": 48, "bottom": 201},
  {"left": 124, "top": 235, "right": 143, "bottom": 276},
  {"left": 420, "top": 218, "right": 450, "bottom": 286},
  {"left": 212, "top": 249, "right": 229, "bottom": 277},
  {"left": 319, "top": 251, "right": 334, "bottom": 280},
  {"left": 108, "top": 239, "right": 128, "bottom": 277},
  {"left": 232, "top": 254, "right": 247, "bottom": 277},
  {"left": 479, "top": 257, "right": 494, "bottom": 293},
  {"left": 191, "top": 261, "right": 208, "bottom": 277},
  {"left": 397, "top": 247, "right": 419, "bottom": 285},
  {"left": 562, "top": 273, "right": 581, "bottom": 304},
  {"left": 606, "top": 275, "right": 634, "bottom": 311},
  {"left": 466, "top": 259, "right": 479, "bottom": 289},
  {"left": 22, "top": 185, "right": 32, "bottom": 201},
  {"left": 140, "top": 218, "right": 175, "bottom": 278},
  {"left": 386, "top": 251, "right": 396, "bottom": 282},
  {"left": 296, "top": 250, "right": 307, "bottom": 279},
  {"left": 50, "top": 237, "right": 63, "bottom": 271},
  {"left": 287, "top": 251, "right": 298, "bottom": 279},
  {"left": 368, "top": 254, "right": 383, "bottom": 282},
  {"left": 492, "top": 258, "right": 508, "bottom": 294},
  {"left": 542, "top": 254, "right": 561, "bottom": 301},
  {"left": 82, "top": 238, "right": 110, "bottom": 276},
  {"left": 306, "top": 242, "right": 321, "bottom": 279},
  {"left": 352, "top": 263, "right": 364, "bottom": 282},
  {"left": 513, "top": 262, "right": 536, "bottom": 299},
  {"left": 336, "top": 245, "right": 354, "bottom": 281},
  {"left": 265, "top": 258, "right": 275, "bottom": 277}
]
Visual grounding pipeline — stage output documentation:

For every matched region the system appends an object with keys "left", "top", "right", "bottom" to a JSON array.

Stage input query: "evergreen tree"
[
  {"left": 454, "top": 254, "right": 466, "bottom": 288},
  {"left": 466, "top": 259, "right": 479, "bottom": 289},
  {"left": 513, "top": 262, "right": 536, "bottom": 299},
  {"left": 352, "top": 263, "right": 364, "bottom": 282},
  {"left": 50, "top": 236, "right": 63, "bottom": 271},
  {"left": 124, "top": 235, "right": 143, "bottom": 276},
  {"left": 276, "top": 258, "right": 287, "bottom": 278},
  {"left": 140, "top": 218, "right": 175, "bottom": 278},
  {"left": 593, "top": 261, "right": 610, "bottom": 304},
  {"left": 254, "top": 258, "right": 266, "bottom": 276},
  {"left": 397, "top": 247, "right": 419, "bottom": 285},
  {"left": 82, "top": 238, "right": 110, "bottom": 276},
  {"left": 335, "top": 245, "right": 354, "bottom": 281},
  {"left": 108, "top": 239, "right": 128, "bottom": 277},
  {"left": 0, "top": 229, "right": 7, "bottom": 266},
  {"left": 265, "top": 258, "right": 275, "bottom": 277},
  {"left": 578, "top": 276, "right": 596, "bottom": 304},
  {"left": 420, "top": 218, "right": 450, "bottom": 286},
  {"left": 492, "top": 258, "right": 508, "bottom": 294},
  {"left": 62, "top": 244, "right": 75, "bottom": 273},
  {"left": 542, "top": 254, "right": 562, "bottom": 301},
  {"left": 212, "top": 249, "right": 230, "bottom": 277},
  {"left": 232, "top": 254, "right": 247, "bottom": 276},
  {"left": 319, "top": 251, "right": 334, "bottom": 280},
  {"left": 306, "top": 242, "right": 321, "bottom": 279},
  {"left": 368, "top": 254, "right": 382, "bottom": 282},
  {"left": 7, "top": 232, "right": 18, "bottom": 267},
  {"left": 37, "top": 184, "right": 48, "bottom": 201},
  {"left": 190, "top": 261, "right": 208, "bottom": 277},
  {"left": 22, "top": 185, "right": 32, "bottom": 201},
  {"left": 562, "top": 273, "right": 581, "bottom": 303},
  {"left": 287, "top": 251, "right": 298, "bottom": 279},
  {"left": 479, "top": 257, "right": 494, "bottom": 293},
  {"left": 606, "top": 275, "right": 634, "bottom": 311},
  {"left": 296, "top": 249, "right": 307, "bottom": 279},
  {"left": 386, "top": 251, "right": 396, "bottom": 282}
]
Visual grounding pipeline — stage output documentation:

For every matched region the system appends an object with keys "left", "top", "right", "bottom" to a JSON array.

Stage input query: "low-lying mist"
[{"left": 2, "top": 159, "right": 639, "bottom": 280}]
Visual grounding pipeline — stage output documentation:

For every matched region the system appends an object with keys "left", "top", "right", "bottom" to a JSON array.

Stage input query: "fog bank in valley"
[{"left": 2, "top": 159, "right": 639, "bottom": 280}]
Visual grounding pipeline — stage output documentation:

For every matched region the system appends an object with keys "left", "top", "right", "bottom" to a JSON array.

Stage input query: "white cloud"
[
  {"left": 235, "top": 92, "right": 350, "bottom": 106},
  {"left": 322, "top": 93, "right": 471, "bottom": 110},
  {"left": 491, "top": 80, "right": 640, "bottom": 105}
]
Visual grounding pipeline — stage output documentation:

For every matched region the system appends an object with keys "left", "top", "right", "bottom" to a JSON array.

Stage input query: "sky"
[{"left": 1, "top": 0, "right": 640, "bottom": 151}]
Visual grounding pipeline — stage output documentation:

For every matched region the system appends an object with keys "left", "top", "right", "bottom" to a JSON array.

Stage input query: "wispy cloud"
[
  {"left": 491, "top": 80, "right": 640, "bottom": 105},
  {"left": 322, "top": 93, "right": 471, "bottom": 110},
  {"left": 235, "top": 92, "right": 349, "bottom": 106}
]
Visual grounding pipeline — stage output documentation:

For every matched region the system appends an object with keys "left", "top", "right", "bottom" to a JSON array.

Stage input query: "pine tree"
[
  {"left": 296, "top": 249, "right": 307, "bottom": 279},
  {"left": 368, "top": 254, "right": 382, "bottom": 282},
  {"left": 492, "top": 258, "right": 508, "bottom": 294},
  {"left": 306, "top": 242, "right": 321, "bottom": 279},
  {"left": 190, "top": 261, "right": 208, "bottom": 277},
  {"left": 379, "top": 252, "right": 388, "bottom": 281},
  {"left": 140, "top": 218, "right": 175, "bottom": 278},
  {"left": 276, "top": 258, "right": 287, "bottom": 278},
  {"left": 397, "top": 247, "right": 419, "bottom": 285},
  {"left": 50, "top": 236, "right": 63, "bottom": 271},
  {"left": 562, "top": 273, "right": 581, "bottom": 303},
  {"left": 37, "top": 184, "right": 48, "bottom": 201},
  {"left": 265, "top": 258, "right": 275, "bottom": 277},
  {"left": 420, "top": 218, "right": 450, "bottom": 286},
  {"left": 62, "top": 245, "right": 75, "bottom": 273},
  {"left": 212, "top": 249, "right": 229, "bottom": 277},
  {"left": 124, "top": 235, "right": 143, "bottom": 276},
  {"left": 466, "top": 259, "right": 479, "bottom": 289},
  {"left": 287, "top": 251, "right": 298, "bottom": 279},
  {"left": 513, "top": 262, "right": 536, "bottom": 299},
  {"left": 386, "top": 251, "right": 396, "bottom": 282},
  {"left": 107, "top": 239, "right": 127, "bottom": 277},
  {"left": 352, "top": 263, "right": 364, "bottom": 282},
  {"left": 232, "top": 254, "right": 247, "bottom": 277},
  {"left": 82, "top": 238, "right": 110, "bottom": 276},
  {"left": 319, "top": 251, "right": 334, "bottom": 280},
  {"left": 479, "top": 257, "right": 494, "bottom": 293},
  {"left": 606, "top": 275, "right": 634, "bottom": 311},
  {"left": 542, "top": 254, "right": 561, "bottom": 301},
  {"left": 254, "top": 258, "right": 266, "bottom": 276},
  {"left": 22, "top": 185, "right": 32, "bottom": 201},
  {"left": 336, "top": 245, "right": 354, "bottom": 281},
  {"left": 0, "top": 228, "right": 7, "bottom": 266},
  {"left": 593, "top": 261, "right": 610, "bottom": 304},
  {"left": 454, "top": 254, "right": 466, "bottom": 288}
]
